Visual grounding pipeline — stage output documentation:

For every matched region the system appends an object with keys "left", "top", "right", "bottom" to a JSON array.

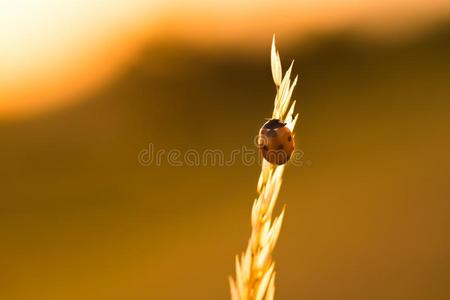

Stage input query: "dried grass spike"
[{"left": 229, "top": 36, "right": 299, "bottom": 300}]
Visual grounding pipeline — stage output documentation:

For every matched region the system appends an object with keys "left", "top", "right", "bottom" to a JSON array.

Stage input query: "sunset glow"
[{"left": 1, "top": 0, "right": 449, "bottom": 119}]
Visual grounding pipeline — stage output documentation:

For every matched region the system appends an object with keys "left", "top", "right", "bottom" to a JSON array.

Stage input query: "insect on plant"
[{"left": 229, "top": 35, "right": 299, "bottom": 300}]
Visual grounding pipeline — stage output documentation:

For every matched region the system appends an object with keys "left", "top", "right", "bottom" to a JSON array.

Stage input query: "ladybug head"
[{"left": 263, "top": 119, "right": 286, "bottom": 130}]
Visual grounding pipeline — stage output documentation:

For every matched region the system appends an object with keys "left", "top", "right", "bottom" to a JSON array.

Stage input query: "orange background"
[{"left": 1, "top": 1, "right": 449, "bottom": 299}]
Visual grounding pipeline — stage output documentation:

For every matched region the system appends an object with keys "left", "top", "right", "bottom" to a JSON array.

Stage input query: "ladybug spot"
[
  {"left": 288, "top": 136, "right": 292, "bottom": 142},
  {"left": 277, "top": 144, "right": 284, "bottom": 150},
  {"left": 267, "top": 129, "right": 277, "bottom": 137}
]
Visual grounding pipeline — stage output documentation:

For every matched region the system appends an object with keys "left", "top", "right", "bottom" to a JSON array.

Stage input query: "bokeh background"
[{"left": 1, "top": 1, "right": 450, "bottom": 299}]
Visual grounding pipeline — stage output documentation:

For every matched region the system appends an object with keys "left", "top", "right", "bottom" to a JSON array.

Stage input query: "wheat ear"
[{"left": 229, "top": 35, "right": 299, "bottom": 300}]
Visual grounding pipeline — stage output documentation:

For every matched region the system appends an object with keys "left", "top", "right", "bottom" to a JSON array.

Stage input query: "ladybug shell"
[{"left": 258, "top": 119, "right": 295, "bottom": 165}]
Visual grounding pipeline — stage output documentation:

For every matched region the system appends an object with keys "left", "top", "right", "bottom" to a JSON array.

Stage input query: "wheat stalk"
[{"left": 229, "top": 35, "right": 299, "bottom": 300}]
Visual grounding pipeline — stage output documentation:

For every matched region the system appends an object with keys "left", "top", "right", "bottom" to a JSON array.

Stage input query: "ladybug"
[{"left": 258, "top": 119, "right": 295, "bottom": 165}]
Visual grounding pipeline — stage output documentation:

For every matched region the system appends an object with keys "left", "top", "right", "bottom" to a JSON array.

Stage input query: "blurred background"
[{"left": 1, "top": 1, "right": 450, "bottom": 299}]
